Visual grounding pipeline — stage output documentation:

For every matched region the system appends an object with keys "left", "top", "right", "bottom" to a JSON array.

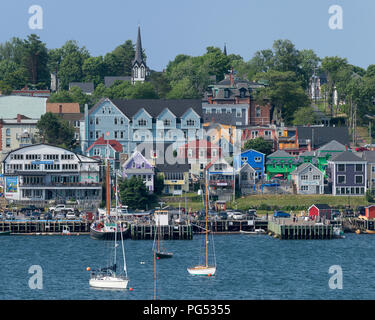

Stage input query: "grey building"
[
  {"left": 291, "top": 163, "right": 324, "bottom": 194},
  {"left": 328, "top": 151, "right": 367, "bottom": 196},
  {"left": 362, "top": 151, "right": 375, "bottom": 191}
]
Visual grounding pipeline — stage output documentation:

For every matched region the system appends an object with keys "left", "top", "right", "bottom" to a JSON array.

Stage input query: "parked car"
[
  {"left": 232, "top": 212, "right": 245, "bottom": 220},
  {"left": 6, "top": 212, "right": 15, "bottom": 220},
  {"left": 218, "top": 211, "right": 228, "bottom": 220},
  {"left": 247, "top": 209, "right": 258, "bottom": 218},
  {"left": 274, "top": 211, "right": 291, "bottom": 218},
  {"left": 355, "top": 146, "right": 369, "bottom": 152},
  {"left": 49, "top": 204, "right": 74, "bottom": 214},
  {"left": 66, "top": 212, "right": 77, "bottom": 220},
  {"left": 54, "top": 213, "right": 66, "bottom": 220}
]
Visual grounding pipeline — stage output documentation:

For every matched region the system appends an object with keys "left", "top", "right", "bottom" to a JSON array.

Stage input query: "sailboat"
[
  {"left": 153, "top": 213, "right": 173, "bottom": 259},
  {"left": 90, "top": 159, "right": 129, "bottom": 240},
  {"left": 89, "top": 220, "right": 129, "bottom": 289},
  {"left": 187, "top": 169, "right": 216, "bottom": 276}
]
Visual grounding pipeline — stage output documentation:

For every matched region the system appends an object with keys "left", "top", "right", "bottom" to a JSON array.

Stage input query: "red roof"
[{"left": 86, "top": 135, "right": 123, "bottom": 153}]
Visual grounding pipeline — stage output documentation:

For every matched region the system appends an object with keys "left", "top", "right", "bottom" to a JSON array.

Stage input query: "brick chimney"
[
  {"left": 307, "top": 139, "right": 312, "bottom": 152},
  {"left": 17, "top": 114, "right": 21, "bottom": 123},
  {"left": 59, "top": 104, "right": 63, "bottom": 114}
]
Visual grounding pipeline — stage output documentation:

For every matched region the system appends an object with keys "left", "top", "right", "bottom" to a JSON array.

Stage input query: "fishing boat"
[
  {"left": 0, "top": 231, "right": 11, "bottom": 236},
  {"left": 90, "top": 157, "right": 129, "bottom": 240},
  {"left": 89, "top": 220, "right": 129, "bottom": 289},
  {"left": 187, "top": 169, "right": 216, "bottom": 276},
  {"left": 153, "top": 215, "right": 173, "bottom": 259}
]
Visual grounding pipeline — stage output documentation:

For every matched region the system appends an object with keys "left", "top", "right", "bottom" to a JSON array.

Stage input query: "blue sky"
[{"left": 1, "top": 0, "right": 374, "bottom": 71}]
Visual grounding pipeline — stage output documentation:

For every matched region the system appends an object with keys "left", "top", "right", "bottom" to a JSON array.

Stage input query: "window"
[
  {"left": 6, "top": 128, "right": 10, "bottom": 136},
  {"left": 120, "top": 131, "right": 124, "bottom": 139},
  {"left": 254, "top": 157, "right": 262, "bottom": 162},
  {"left": 96, "top": 118, "right": 99, "bottom": 125},
  {"left": 6, "top": 138, "right": 10, "bottom": 148},
  {"left": 355, "top": 164, "right": 363, "bottom": 172},
  {"left": 138, "top": 119, "right": 147, "bottom": 126},
  {"left": 256, "top": 106, "right": 261, "bottom": 118},
  {"left": 301, "top": 175, "right": 308, "bottom": 180},
  {"left": 114, "top": 118, "right": 118, "bottom": 125},
  {"left": 90, "top": 131, "right": 93, "bottom": 139},
  {"left": 120, "top": 118, "right": 124, "bottom": 125},
  {"left": 164, "top": 119, "right": 171, "bottom": 126},
  {"left": 337, "top": 175, "right": 346, "bottom": 184},
  {"left": 241, "top": 157, "right": 248, "bottom": 162},
  {"left": 114, "top": 131, "right": 118, "bottom": 139},
  {"left": 134, "top": 66, "right": 138, "bottom": 78},
  {"left": 224, "top": 89, "right": 230, "bottom": 98},
  {"left": 95, "top": 131, "right": 100, "bottom": 139},
  {"left": 141, "top": 66, "right": 145, "bottom": 78},
  {"left": 301, "top": 186, "right": 309, "bottom": 191},
  {"left": 240, "top": 90, "right": 246, "bottom": 98},
  {"left": 186, "top": 119, "right": 195, "bottom": 126},
  {"left": 313, "top": 175, "right": 320, "bottom": 180},
  {"left": 355, "top": 175, "right": 363, "bottom": 184},
  {"left": 94, "top": 148, "right": 100, "bottom": 156},
  {"left": 337, "top": 164, "right": 345, "bottom": 172}
]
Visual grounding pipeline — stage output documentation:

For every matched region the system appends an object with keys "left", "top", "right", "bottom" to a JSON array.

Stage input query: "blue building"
[
  {"left": 81, "top": 98, "right": 203, "bottom": 158},
  {"left": 233, "top": 149, "right": 265, "bottom": 180}
]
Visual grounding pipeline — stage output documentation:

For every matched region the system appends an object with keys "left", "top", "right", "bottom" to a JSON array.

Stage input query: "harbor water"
[{"left": 1, "top": 234, "right": 375, "bottom": 300}]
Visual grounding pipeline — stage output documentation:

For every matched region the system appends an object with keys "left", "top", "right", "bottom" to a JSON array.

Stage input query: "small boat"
[
  {"left": 153, "top": 213, "right": 173, "bottom": 259},
  {"left": 355, "top": 229, "right": 361, "bottom": 234},
  {"left": 187, "top": 169, "right": 216, "bottom": 277},
  {"left": 240, "top": 229, "right": 266, "bottom": 235},
  {"left": 89, "top": 221, "right": 129, "bottom": 290},
  {"left": 0, "top": 231, "right": 11, "bottom": 236},
  {"left": 333, "top": 227, "right": 345, "bottom": 238},
  {"left": 365, "top": 229, "right": 375, "bottom": 234}
]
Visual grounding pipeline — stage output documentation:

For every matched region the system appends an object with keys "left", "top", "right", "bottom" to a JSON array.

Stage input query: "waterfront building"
[
  {"left": 2, "top": 144, "right": 101, "bottom": 204},
  {"left": 265, "top": 150, "right": 298, "bottom": 181},
  {"left": 123, "top": 151, "right": 154, "bottom": 192},
  {"left": 327, "top": 151, "right": 367, "bottom": 196},
  {"left": 81, "top": 98, "right": 203, "bottom": 157},
  {"left": 86, "top": 135, "right": 123, "bottom": 170},
  {"left": 206, "top": 157, "right": 234, "bottom": 201},
  {"left": 308, "top": 204, "right": 333, "bottom": 219},
  {"left": 233, "top": 149, "right": 265, "bottom": 180},
  {"left": 290, "top": 163, "right": 324, "bottom": 194},
  {"left": 238, "top": 162, "right": 256, "bottom": 195},
  {"left": 178, "top": 140, "right": 221, "bottom": 178},
  {"left": 155, "top": 162, "right": 190, "bottom": 195}
]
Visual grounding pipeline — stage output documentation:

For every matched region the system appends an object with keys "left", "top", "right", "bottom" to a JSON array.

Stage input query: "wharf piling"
[{"left": 268, "top": 219, "right": 334, "bottom": 240}]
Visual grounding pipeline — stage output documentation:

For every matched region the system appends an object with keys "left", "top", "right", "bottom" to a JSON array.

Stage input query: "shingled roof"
[{"left": 329, "top": 151, "right": 364, "bottom": 162}]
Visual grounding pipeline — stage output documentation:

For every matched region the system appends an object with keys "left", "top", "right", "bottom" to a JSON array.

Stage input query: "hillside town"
[{"left": 0, "top": 27, "right": 375, "bottom": 218}]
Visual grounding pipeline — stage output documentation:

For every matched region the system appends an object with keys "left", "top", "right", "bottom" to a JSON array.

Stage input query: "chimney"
[
  {"left": 307, "top": 139, "right": 312, "bottom": 152},
  {"left": 345, "top": 145, "right": 348, "bottom": 151},
  {"left": 59, "top": 104, "right": 63, "bottom": 114},
  {"left": 17, "top": 114, "right": 21, "bottom": 123}
]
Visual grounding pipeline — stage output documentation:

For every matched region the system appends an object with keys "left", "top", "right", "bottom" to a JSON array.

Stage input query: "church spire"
[
  {"left": 223, "top": 43, "right": 227, "bottom": 56},
  {"left": 133, "top": 25, "right": 144, "bottom": 65}
]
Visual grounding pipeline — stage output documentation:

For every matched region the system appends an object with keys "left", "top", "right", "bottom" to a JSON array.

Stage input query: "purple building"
[
  {"left": 123, "top": 151, "right": 154, "bottom": 192},
  {"left": 327, "top": 151, "right": 367, "bottom": 196}
]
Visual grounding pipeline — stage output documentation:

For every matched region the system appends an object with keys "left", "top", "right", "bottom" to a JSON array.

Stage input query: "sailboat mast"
[
  {"left": 154, "top": 249, "right": 157, "bottom": 300},
  {"left": 205, "top": 169, "right": 208, "bottom": 268},
  {"left": 106, "top": 158, "right": 110, "bottom": 216}
]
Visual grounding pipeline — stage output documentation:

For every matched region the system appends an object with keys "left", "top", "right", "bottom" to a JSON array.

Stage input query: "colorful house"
[
  {"left": 327, "top": 151, "right": 367, "bottom": 196},
  {"left": 233, "top": 149, "right": 265, "bottom": 180},
  {"left": 308, "top": 204, "right": 333, "bottom": 219},
  {"left": 206, "top": 157, "right": 234, "bottom": 200},
  {"left": 123, "top": 151, "right": 154, "bottom": 192},
  {"left": 365, "top": 205, "right": 375, "bottom": 219},
  {"left": 86, "top": 135, "right": 123, "bottom": 170},
  {"left": 266, "top": 150, "right": 299, "bottom": 181}
]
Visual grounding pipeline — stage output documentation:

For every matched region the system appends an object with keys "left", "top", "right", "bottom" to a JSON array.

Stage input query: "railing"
[{"left": 20, "top": 182, "right": 101, "bottom": 188}]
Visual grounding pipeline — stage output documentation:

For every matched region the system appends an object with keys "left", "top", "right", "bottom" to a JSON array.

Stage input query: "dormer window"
[
  {"left": 164, "top": 119, "right": 171, "bottom": 126},
  {"left": 186, "top": 119, "right": 195, "bottom": 126},
  {"left": 224, "top": 89, "right": 230, "bottom": 98},
  {"left": 138, "top": 119, "right": 147, "bottom": 126},
  {"left": 240, "top": 89, "right": 246, "bottom": 98}
]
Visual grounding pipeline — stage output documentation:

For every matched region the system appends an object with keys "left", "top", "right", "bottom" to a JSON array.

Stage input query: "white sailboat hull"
[
  {"left": 89, "top": 276, "right": 129, "bottom": 289},
  {"left": 187, "top": 266, "right": 216, "bottom": 276}
]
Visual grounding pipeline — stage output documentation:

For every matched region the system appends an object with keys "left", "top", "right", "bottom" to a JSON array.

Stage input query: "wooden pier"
[
  {"left": 268, "top": 219, "right": 334, "bottom": 240},
  {"left": 0, "top": 220, "right": 91, "bottom": 235},
  {"left": 192, "top": 219, "right": 268, "bottom": 234},
  {"left": 342, "top": 218, "right": 375, "bottom": 233},
  {"left": 130, "top": 224, "right": 193, "bottom": 240}
]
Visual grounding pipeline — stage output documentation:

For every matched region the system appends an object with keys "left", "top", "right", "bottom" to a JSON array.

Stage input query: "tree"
[
  {"left": 242, "top": 137, "right": 273, "bottom": 155},
  {"left": 82, "top": 56, "right": 105, "bottom": 86},
  {"left": 154, "top": 174, "right": 165, "bottom": 196},
  {"left": 126, "top": 82, "right": 159, "bottom": 99},
  {"left": 21, "top": 34, "right": 49, "bottom": 87},
  {"left": 104, "top": 40, "right": 137, "bottom": 76},
  {"left": 119, "top": 176, "right": 156, "bottom": 210},
  {"left": 36, "top": 112, "right": 75, "bottom": 149},
  {"left": 292, "top": 106, "right": 318, "bottom": 125}
]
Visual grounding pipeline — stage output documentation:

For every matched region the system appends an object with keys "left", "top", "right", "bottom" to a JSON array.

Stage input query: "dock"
[
  {"left": 192, "top": 219, "right": 268, "bottom": 234},
  {"left": 268, "top": 219, "right": 334, "bottom": 240},
  {"left": 130, "top": 224, "right": 193, "bottom": 240}
]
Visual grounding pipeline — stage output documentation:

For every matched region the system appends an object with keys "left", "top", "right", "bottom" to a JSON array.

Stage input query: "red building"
[
  {"left": 365, "top": 205, "right": 375, "bottom": 219},
  {"left": 308, "top": 204, "right": 332, "bottom": 219}
]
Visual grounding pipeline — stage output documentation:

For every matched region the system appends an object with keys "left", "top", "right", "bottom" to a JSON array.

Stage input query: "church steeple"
[
  {"left": 223, "top": 43, "right": 227, "bottom": 56},
  {"left": 132, "top": 25, "right": 147, "bottom": 84}
]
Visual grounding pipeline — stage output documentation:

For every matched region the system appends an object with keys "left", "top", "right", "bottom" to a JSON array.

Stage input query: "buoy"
[
  {"left": 140, "top": 261, "right": 145, "bottom": 265},
  {"left": 157, "top": 257, "right": 159, "bottom": 260},
  {"left": 208, "top": 273, "right": 211, "bottom": 277},
  {"left": 86, "top": 267, "right": 91, "bottom": 271},
  {"left": 129, "top": 287, "right": 133, "bottom": 291}
]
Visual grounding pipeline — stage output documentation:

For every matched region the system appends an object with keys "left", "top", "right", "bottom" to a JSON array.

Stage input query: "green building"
[{"left": 266, "top": 150, "right": 299, "bottom": 181}]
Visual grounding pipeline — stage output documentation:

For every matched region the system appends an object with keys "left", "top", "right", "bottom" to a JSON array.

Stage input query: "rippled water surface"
[{"left": 1, "top": 234, "right": 374, "bottom": 300}]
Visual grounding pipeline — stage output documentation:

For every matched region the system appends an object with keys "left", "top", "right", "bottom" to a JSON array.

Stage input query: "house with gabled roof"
[
  {"left": 81, "top": 98, "right": 203, "bottom": 157},
  {"left": 291, "top": 163, "right": 324, "bottom": 194},
  {"left": 362, "top": 151, "right": 375, "bottom": 192},
  {"left": 123, "top": 151, "right": 154, "bottom": 192},
  {"left": 327, "top": 151, "right": 367, "bottom": 196},
  {"left": 233, "top": 149, "right": 265, "bottom": 180},
  {"left": 266, "top": 150, "right": 299, "bottom": 181},
  {"left": 206, "top": 157, "right": 234, "bottom": 201},
  {"left": 86, "top": 134, "right": 123, "bottom": 170}
]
